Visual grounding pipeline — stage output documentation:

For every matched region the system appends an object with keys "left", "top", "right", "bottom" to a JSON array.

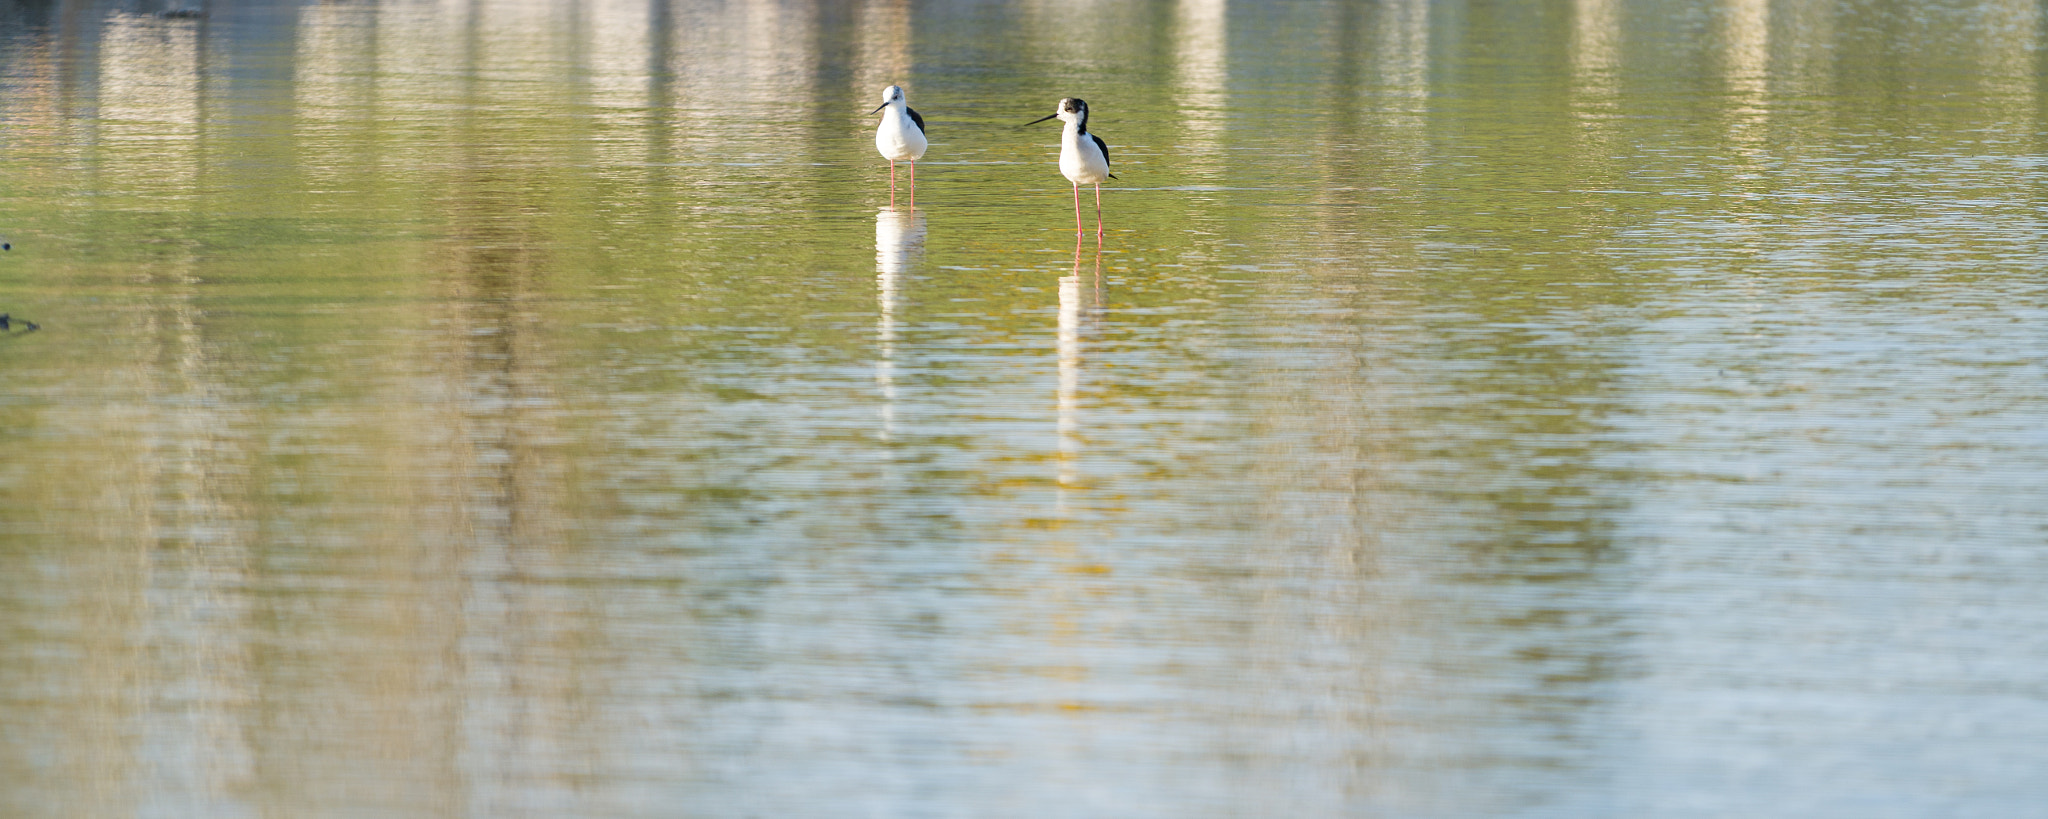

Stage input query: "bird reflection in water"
[
  {"left": 875, "top": 206, "right": 927, "bottom": 442},
  {"left": 1056, "top": 233, "right": 1102, "bottom": 497}
]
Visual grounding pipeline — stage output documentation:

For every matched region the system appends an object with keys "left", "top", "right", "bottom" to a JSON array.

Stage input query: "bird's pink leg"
[
  {"left": 1094, "top": 182, "right": 1103, "bottom": 235},
  {"left": 1072, "top": 182, "right": 1083, "bottom": 234},
  {"left": 889, "top": 161, "right": 898, "bottom": 208},
  {"left": 908, "top": 162, "right": 916, "bottom": 208}
]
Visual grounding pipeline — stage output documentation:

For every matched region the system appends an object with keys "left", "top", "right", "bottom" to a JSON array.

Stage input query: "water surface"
[{"left": 3, "top": 0, "right": 2047, "bottom": 816}]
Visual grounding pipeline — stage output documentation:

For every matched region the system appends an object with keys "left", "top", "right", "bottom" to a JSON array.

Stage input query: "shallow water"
[{"left": 3, "top": 0, "right": 2047, "bottom": 815}]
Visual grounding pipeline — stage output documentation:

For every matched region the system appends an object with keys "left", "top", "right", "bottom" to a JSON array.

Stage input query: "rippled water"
[{"left": 3, "top": 0, "right": 2047, "bottom": 815}]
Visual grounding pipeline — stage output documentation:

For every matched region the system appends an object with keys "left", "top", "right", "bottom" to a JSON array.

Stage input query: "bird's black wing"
[
  {"left": 908, "top": 106, "right": 926, "bottom": 136},
  {"left": 1092, "top": 133, "right": 1117, "bottom": 179}
]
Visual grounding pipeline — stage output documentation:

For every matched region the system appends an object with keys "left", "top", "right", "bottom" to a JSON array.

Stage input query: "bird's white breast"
[
  {"left": 1059, "top": 127, "right": 1109, "bottom": 185},
  {"left": 875, "top": 109, "right": 927, "bottom": 162}
]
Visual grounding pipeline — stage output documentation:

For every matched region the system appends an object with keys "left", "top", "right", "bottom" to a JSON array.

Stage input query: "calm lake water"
[{"left": 4, "top": 0, "right": 2047, "bottom": 815}]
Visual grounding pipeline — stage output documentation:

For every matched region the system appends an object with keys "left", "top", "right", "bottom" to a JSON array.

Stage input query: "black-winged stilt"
[
  {"left": 871, "top": 85, "right": 927, "bottom": 208},
  {"left": 1027, "top": 98, "right": 1116, "bottom": 235}
]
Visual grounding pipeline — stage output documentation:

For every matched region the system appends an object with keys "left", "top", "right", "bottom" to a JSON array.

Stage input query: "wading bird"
[
  {"left": 872, "top": 85, "right": 927, "bottom": 207},
  {"left": 1027, "top": 97, "right": 1115, "bottom": 235},
  {"left": 0, "top": 238, "right": 29, "bottom": 331}
]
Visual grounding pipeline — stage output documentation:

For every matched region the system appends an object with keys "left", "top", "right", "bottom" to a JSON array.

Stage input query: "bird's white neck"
[{"left": 1062, "top": 120, "right": 1089, "bottom": 143}]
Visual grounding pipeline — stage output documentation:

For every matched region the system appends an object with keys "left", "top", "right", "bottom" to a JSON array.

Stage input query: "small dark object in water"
[
  {"left": 0, "top": 315, "right": 37, "bottom": 333},
  {"left": 2, "top": 242, "right": 10, "bottom": 250},
  {"left": 160, "top": 8, "right": 205, "bottom": 18}
]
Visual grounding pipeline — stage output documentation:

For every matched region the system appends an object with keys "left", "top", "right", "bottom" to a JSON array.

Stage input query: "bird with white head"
[
  {"left": 1027, "top": 97, "right": 1116, "bottom": 235},
  {"left": 871, "top": 85, "right": 928, "bottom": 208}
]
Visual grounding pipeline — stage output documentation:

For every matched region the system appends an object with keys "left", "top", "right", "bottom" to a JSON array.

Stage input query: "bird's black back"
[{"left": 1091, "top": 132, "right": 1116, "bottom": 179}]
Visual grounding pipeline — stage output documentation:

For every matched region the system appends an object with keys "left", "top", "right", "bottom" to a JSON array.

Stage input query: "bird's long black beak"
[
  {"left": 871, "top": 102, "right": 889, "bottom": 115},
  {"left": 1025, "top": 113, "right": 1058, "bottom": 126}
]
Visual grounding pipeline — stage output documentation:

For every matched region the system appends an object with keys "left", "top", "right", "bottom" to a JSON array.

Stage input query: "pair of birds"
[{"left": 870, "top": 86, "right": 1117, "bottom": 234}]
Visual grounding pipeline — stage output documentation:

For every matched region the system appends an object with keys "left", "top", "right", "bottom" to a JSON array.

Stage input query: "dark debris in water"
[{"left": 0, "top": 315, "right": 40, "bottom": 333}]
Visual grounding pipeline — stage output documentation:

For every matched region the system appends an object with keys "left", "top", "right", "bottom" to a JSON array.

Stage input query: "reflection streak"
[
  {"left": 853, "top": 0, "right": 912, "bottom": 101},
  {"left": 1570, "top": 0, "right": 1619, "bottom": 133},
  {"left": 1055, "top": 237, "right": 1098, "bottom": 495},
  {"left": 1172, "top": 0, "right": 1227, "bottom": 170},
  {"left": 1979, "top": 0, "right": 2039, "bottom": 125},
  {"left": 875, "top": 207, "right": 925, "bottom": 442},
  {"left": 1723, "top": 0, "right": 1769, "bottom": 144}
]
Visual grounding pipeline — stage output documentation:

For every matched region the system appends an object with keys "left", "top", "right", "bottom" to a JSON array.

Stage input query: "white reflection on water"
[
  {"left": 853, "top": 0, "right": 914, "bottom": 104},
  {"left": 875, "top": 206, "right": 925, "bottom": 442},
  {"left": 1570, "top": 0, "right": 1619, "bottom": 131},
  {"left": 668, "top": 0, "right": 819, "bottom": 173},
  {"left": 1374, "top": 0, "right": 1428, "bottom": 111},
  {"left": 1721, "top": 0, "right": 1769, "bottom": 145},
  {"left": 100, "top": 12, "right": 200, "bottom": 201},
  {"left": 584, "top": 0, "right": 660, "bottom": 171},
  {"left": 295, "top": 3, "right": 377, "bottom": 209},
  {"left": 1171, "top": 0, "right": 1227, "bottom": 169},
  {"left": 1055, "top": 235, "right": 1099, "bottom": 496}
]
